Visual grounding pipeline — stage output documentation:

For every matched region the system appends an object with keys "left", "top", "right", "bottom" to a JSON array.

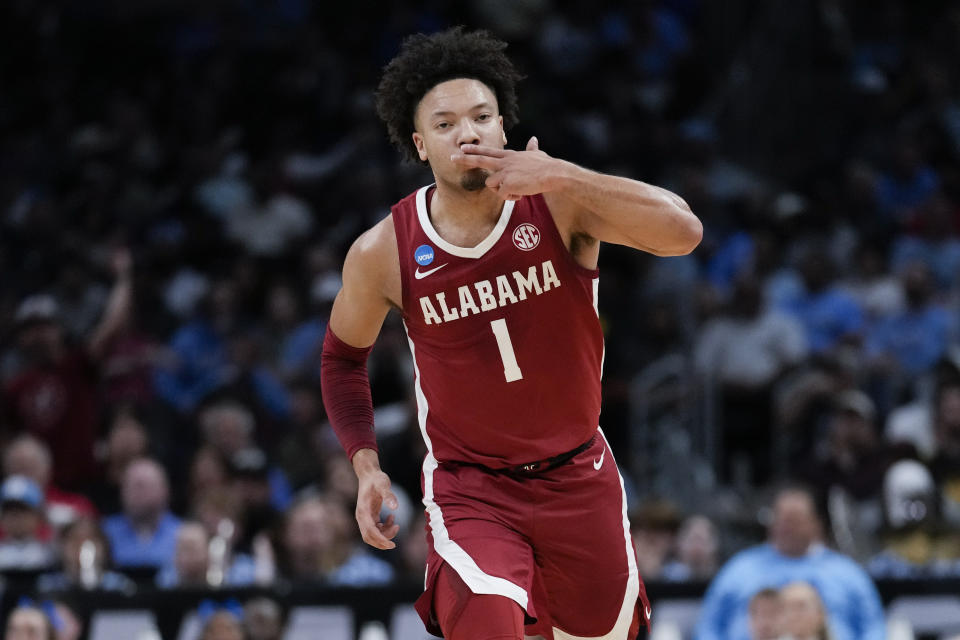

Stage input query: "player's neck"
[{"left": 430, "top": 181, "right": 504, "bottom": 230}]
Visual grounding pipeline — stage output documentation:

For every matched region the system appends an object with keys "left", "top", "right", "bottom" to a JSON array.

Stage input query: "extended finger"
[
  {"left": 526, "top": 136, "right": 539, "bottom": 151},
  {"left": 459, "top": 144, "right": 508, "bottom": 157},
  {"left": 450, "top": 153, "right": 502, "bottom": 170}
]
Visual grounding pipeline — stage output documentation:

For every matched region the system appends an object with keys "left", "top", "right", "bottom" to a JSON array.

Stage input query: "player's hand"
[
  {"left": 355, "top": 465, "right": 401, "bottom": 550},
  {"left": 451, "top": 136, "right": 561, "bottom": 201}
]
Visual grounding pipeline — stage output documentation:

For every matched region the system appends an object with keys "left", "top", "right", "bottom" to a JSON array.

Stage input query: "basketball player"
[{"left": 320, "top": 27, "right": 702, "bottom": 640}]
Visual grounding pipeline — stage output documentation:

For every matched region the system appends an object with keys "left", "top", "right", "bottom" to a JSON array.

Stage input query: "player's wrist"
[
  {"left": 351, "top": 448, "right": 382, "bottom": 477},
  {"left": 544, "top": 159, "right": 584, "bottom": 193}
]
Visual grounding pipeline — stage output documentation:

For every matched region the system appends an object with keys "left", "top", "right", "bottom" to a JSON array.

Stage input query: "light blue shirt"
[
  {"left": 694, "top": 544, "right": 885, "bottom": 640},
  {"left": 865, "top": 305, "right": 952, "bottom": 375},
  {"left": 103, "top": 512, "right": 182, "bottom": 569},
  {"left": 781, "top": 288, "right": 864, "bottom": 353}
]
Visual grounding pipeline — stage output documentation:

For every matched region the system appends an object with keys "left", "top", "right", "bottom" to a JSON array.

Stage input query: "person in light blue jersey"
[{"left": 694, "top": 487, "right": 884, "bottom": 640}]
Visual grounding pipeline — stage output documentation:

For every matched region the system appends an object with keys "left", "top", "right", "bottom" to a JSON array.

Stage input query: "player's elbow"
[
  {"left": 675, "top": 211, "right": 703, "bottom": 255},
  {"left": 654, "top": 206, "right": 702, "bottom": 256}
]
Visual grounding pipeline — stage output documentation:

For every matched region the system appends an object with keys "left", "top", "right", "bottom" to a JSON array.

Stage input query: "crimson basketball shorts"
[{"left": 414, "top": 429, "right": 651, "bottom": 639}]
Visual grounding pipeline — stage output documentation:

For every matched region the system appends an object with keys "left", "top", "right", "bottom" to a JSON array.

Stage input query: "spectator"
[
  {"left": 2, "top": 435, "right": 96, "bottom": 531},
  {"left": 279, "top": 495, "right": 393, "bottom": 586},
  {"left": 779, "top": 249, "right": 864, "bottom": 356},
  {"left": 37, "top": 517, "right": 134, "bottom": 592},
  {"left": 0, "top": 475, "right": 54, "bottom": 571},
  {"left": 197, "top": 602, "right": 246, "bottom": 640},
  {"left": 155, "top": 520, "right": 255, "bottom": 588},
  {"left": 89, "top": 406, "right": 151, "bottom": 514},
  {"left": 694, "top": 272, "right": 808, "bottom": 482},
  {"left": 152, "top": 280, "right": 237, "bottom": 415},
  {"left": 779, "top": 582, "right": 832, "bottom": 640},
  {"left": 800, "top": 390, "right": 915, "bottom": 554},
  {"left": 865, "top": 262, "right": 952, "bottom": 383},
  {"left": 3, "top": 604, "right": 55, "bottom": 640},
  {"left": 662, "top": 514, "right": 720, "bottom": 581},
  {"left": 694, "top": 486, "right": 885, "bottom": 640},
  {"left": 839, "top": 242, "right": 904, "bottom": 322},
  {"left": 275, "top": 381, "right": 331, "bottom": 490},
  {"left": 868, "top": 460, "right": 960, "bottom": 577},
  {"left": 243, "top": 597, "right": 285, "bottom": 640},
  {"left": 2, "top": 249, "right": 133, "bottom": 489},
  {"left": 230, "top": 447, "right": 291, "bottom": 526},
  {"left": 629, "top": 499, "right": 682, "bottom": 580},
  {"left": 747, "top": 588, "right": 782, "bottom": 640},
  {"left": 398, "top": 512, "right": 430, "bottom": 584},
  {"left": 929, "top": 379, "right": 960, "bottom": 526},
  {"left": 102, "top": 458, "right": 181, "bottom": 569},
  {"left": 875, "top": 138, "right": 940, "bottom": 224}
]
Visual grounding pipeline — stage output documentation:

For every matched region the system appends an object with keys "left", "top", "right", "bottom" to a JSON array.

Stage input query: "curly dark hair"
[{"left": 375, "top": 27, "right": 524, "bottom": 164}]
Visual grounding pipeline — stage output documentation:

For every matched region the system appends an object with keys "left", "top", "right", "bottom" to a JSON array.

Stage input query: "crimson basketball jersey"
[{"left": 392, "top": 185, "right": 604, "bottom": 468}]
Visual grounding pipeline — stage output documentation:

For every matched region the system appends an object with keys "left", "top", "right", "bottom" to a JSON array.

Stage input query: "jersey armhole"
[
  {"left": 390, "top": 206, "right": 413, "bottom": 317},
  {"left": 530, "top": 193, "right": 600, "bottom": 279}
]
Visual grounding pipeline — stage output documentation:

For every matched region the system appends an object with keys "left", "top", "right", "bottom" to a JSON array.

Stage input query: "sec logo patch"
[
  {"left": 512, "top": 223, "right": 540, "bottom": 251},
  {"left": 414, "top": 244, "right": 435, "bottom": 266}
]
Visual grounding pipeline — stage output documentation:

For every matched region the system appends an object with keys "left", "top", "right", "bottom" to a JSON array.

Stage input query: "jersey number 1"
[{"left": 490, "top": 318, "right": 523, "bottom": 382}]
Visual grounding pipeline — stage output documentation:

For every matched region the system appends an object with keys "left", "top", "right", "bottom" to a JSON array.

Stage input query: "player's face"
[{"left": 412, "top": 78, "right": 506, "bottom": 192}]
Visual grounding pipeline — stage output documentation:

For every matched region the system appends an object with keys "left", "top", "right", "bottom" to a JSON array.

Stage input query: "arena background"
[{"left": 1, "top": 1, "right": 960, "bottom": 639}]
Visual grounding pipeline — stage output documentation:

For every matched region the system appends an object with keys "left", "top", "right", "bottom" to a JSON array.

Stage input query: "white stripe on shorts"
[
  {"left": 552, "top": 428, "right": 640, "bottom": 640},
  {"left": 404, "top": 324, "right": 530, "bottom": 611}
]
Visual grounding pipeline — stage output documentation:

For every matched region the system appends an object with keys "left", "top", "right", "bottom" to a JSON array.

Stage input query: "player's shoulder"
[
  {"left": 351, "top": 213, "right": 397, "bottom": 259},
  {"left": 343, "top": 213, "right": 400, "bottom": 296}
]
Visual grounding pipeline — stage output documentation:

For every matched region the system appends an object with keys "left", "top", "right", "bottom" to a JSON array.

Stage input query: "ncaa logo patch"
[
  {"left": 414, "top": 244, "right": 435, "bottom": 266},
  {"left": 512, "top": 223, "right": 540, "bottom": 251}
]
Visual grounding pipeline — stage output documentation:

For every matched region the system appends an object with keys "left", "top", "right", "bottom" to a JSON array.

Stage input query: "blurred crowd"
[{"left": 3, "top": 0, "right": 960, "bottom": 637}]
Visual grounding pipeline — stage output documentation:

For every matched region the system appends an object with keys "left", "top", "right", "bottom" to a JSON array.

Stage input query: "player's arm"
[
  {"left": 321, "top": 219, "right": 401, "bottom": 550},
  {"left": 452, "top": 139, "right": 702, "bottom": 256}
]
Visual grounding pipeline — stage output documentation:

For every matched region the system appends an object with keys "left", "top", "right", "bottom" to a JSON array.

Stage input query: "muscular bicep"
[{"left": 328, "top": 222, "right": 399, "bottom": 348}]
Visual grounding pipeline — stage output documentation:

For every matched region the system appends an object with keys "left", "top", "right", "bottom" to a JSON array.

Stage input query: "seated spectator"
[
  {"left": 279, "top": 495, "right": 393, "bottom": 586},
  {"left": 2, "top": 435, "right": 96, "bottom": 531},
  {"left": 629, "top": 499, "right": 682, "bottom": 580},
  {"left": 155, "top": 520, "right": 255, "bottom": 588},
  {"left": 864, "top": 262, "right": 952, "bottom": 386},
  {"left": 88, "top": 406, "right": 151, "bottom": 515},
  {"left": 694, "top": 486, "right": 884, "bottom": 640},
  {"left": 747, "top": 588, "right": 782, "bottom": 640},
  {"left": 198, "top": 402, "right": 293, "bottom": 507},
  {"left": 197, "top": 601, "right": 246, "bottom": 640},
  {"left": 779, "top": 581, "right": 832, "bottom": 640},
  {"left": 275, "top": 381, "right": 331, "bottom": 490},
  {"left": 779, "top": 249, "right": 864, "bottom": 356},
  {"left": 0, "top": 475, "right": 55, "bottom": 571},
  {"left": 243, "top": 597, "right": 285, "bottom": 640},
  {"left": 694, "top": 273, "right": 808, "bottom": 483},
  {"left": 800, "top": 390, "right": 915, "bottom": 554},
  {"left": 889, "top": 192, "right": 960, "bottom": 290},
  {"left": 37, "top": 517, "right": 134, "bottom": 592},
  {"left": 929, "top": 380, "right": 960, "bottom": 526},
  {"left": 3, "top": 603, "right": 56, "bottom": 640},
  {"left": 839, "top": 243, "right": 904, "bottom": 322},
  {"left": 102, "top": 458, "right": 181, "bottom": 569},
  {"left": 229, "top": 448, "right": 290, "bottom": 547},
  {"left": 662, "top": 514, "right": 720, "bottom": 581},
  {"left": 868, "top": 460, "right": 960, "bottom": 577},
  {"left": 398, "top": 512, "right": 430, "bottom": 584},
  {"left": 152, "top": 280, "right": 237, "bottom": 415}
]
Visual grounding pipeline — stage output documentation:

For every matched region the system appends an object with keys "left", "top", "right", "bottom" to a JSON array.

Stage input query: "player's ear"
[
  {"left": 499, "top": 116, "right": 507, "bottom": 146},
  {"left": 412, "top": 132, "right": 428, "bottom": 162}
]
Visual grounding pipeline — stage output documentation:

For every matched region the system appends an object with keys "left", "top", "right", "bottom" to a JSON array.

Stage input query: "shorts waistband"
[{"left": 444, "top": 434, "right": 596, "bottom": 477}]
